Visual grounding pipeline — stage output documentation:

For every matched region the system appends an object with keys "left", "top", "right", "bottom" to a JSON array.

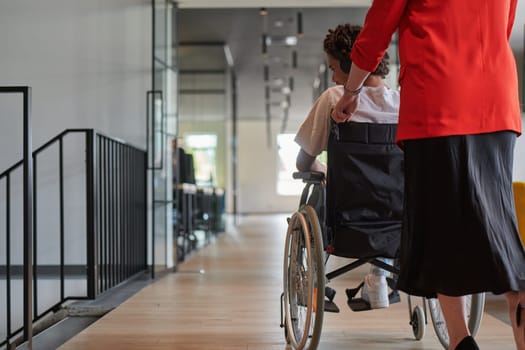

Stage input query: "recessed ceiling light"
[
  {"left": 273, "top": 78, "right": 284, "bottom": 86},
  {"left": 274, "top": 20, "right": 284, "bottom": 28},
  {"left": 284, "top": 36, "right": 298, "bottom": 46},
  {"left": 263, "top": 35, "right": 297, "bottom": 47}
]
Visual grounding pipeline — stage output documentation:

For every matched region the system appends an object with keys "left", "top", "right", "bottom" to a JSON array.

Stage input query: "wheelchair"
[{"left": 280, "top": 121, "right": 485, "bottom": 350}]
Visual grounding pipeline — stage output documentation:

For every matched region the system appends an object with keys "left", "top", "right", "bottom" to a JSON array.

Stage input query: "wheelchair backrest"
[{"left": 326, "top": 121, "right": 404, "bottom": 228}]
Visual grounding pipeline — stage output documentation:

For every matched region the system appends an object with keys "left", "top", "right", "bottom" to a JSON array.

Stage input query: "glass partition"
[{"left": 151, "top": 0, "right": 178, "bottom": 273}]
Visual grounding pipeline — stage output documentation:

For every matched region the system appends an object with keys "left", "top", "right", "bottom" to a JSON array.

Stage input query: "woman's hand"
[
  {"left": 333, "top": 92, "right": 359, "bottom": 123},
  {"left": 334, "top": 62, "right": 370, "bottom": 122}
]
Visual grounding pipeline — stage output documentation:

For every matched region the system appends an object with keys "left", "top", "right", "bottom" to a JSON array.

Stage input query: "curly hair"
[{"left": 323, "top": 23, "right": 390, "bottom": 78}]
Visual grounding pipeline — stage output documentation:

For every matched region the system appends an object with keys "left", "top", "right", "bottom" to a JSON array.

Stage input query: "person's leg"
[
  {"left": 437, "top": 294, "right": 471, "bottom": 349},
  {"left": 505, "top": 291, "right": 525, "bottom": 350},
  {"left": 370, "top": 257, "right": 392, "bottom": 277},
  {"left": 361, "top": 274, "right": 389, "bottom": 309},
  {"left": 361, "top": 258, "right": 391, "bottom": 309}
]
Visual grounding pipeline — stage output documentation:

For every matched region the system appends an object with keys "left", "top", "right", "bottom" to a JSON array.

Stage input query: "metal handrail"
[
  {"left": 0, "top": 129, "right": 144, "bottom": 180},
  {"left": 0, "top": 127, "right": 147, "bottom": 348},
  {"left": 0, "top": 86, "right": 33, "bottom": 348}
]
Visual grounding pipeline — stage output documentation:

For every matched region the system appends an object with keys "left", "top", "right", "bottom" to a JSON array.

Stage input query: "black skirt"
[{"left": 397, "top": 131, "right": 525, "bottom": 298}]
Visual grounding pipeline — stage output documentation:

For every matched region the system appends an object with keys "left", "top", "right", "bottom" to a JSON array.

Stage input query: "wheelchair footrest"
[
  {"left": 345, "top": 283, "right": 401, "bottom": 312},
  {"left": 324, "top": 300, "right": 340, "bottom": 313},
  {"left": 347, "top": 297, "right": 373, "bottom": 312},
  {"left": 324, "top": 286, "right": 340, "bottom": 313}
]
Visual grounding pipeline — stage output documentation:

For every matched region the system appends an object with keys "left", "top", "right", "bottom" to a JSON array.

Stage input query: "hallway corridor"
[{"left": 59, "top": 215, "right": 516, "bottom": 350}]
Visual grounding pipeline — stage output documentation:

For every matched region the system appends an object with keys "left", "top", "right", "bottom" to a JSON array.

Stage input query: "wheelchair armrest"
[{"left": 293, "top": 171, "right": 325, "bottom": 183}]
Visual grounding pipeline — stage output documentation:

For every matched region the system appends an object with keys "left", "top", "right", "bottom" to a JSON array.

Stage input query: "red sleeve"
[
  {"left": 507, "top": 0, "right": 517, "bottom": 39},
  {"left": 350, "top": 0, "right": 408, "bottom": 72}
]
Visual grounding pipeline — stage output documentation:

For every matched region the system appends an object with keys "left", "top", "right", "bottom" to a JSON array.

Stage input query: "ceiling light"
[
  {"left": 281, "top": 86, "right": 291, "bottom": 95},
  {"left": 263, "top": 35, "right": 295, "bottom": 47},
  {"left": 273, "top": 77, "right": 284, "bottom": 86},
  {"left": 259, "top": 7, "right": 267, "bottom": 16},
  {"left": 223, "top": 45, "right": 234, "bottom": 67},
  {"left": 284, "top": 36, "right": 297, "bottom": 46}
]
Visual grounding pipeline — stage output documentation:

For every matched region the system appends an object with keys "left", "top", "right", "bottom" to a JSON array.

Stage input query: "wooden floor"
[{"left": 60, "top": 214, "right": 517, "bottom": 350}]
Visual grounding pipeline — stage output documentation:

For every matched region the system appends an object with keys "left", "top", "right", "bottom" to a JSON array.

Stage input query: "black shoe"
[{"left": 455, "top": 336, "right": 479, "bottom": 350}]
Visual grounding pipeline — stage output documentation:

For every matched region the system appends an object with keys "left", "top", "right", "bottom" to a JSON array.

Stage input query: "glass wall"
[{"left": 150, "top": 0, "right": 178, "bottom": 273}]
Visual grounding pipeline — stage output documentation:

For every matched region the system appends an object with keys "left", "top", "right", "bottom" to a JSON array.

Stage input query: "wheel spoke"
[{"left": 282, "top": 206, "right": 325, "bottom": 349}]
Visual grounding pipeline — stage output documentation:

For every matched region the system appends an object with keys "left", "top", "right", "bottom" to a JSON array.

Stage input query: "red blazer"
[{"left": 351, "top": 0, "right": 522, "bottom": 142}]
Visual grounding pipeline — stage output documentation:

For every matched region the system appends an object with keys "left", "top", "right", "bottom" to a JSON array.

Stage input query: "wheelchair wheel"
[
  {"left": 283, "top": 205, "right": 325, "bottom": 350},
  {"left": 428, "top": 293, "right": 485, "bottom": 349},
  {"left": 410, "top": 305, "right": 426, "bottom": 340}
]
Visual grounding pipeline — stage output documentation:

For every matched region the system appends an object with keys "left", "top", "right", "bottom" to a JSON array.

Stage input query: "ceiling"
[
  {"left": 177, "top": 0, "right": 372, "bottom": 9},
  {"left": 177, "top": 5, "right": 370, "bottom": 128}
]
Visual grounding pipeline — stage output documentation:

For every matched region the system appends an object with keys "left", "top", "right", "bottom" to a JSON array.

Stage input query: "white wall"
[
  {"left": 237, "top": 118, "right": 303, "bottom": 214},
  {"left": 0, "top": 0, "right": 151, "bottom": 264},
  {"left": 0, "top": 0, "right": 150, "bottom": 166}
]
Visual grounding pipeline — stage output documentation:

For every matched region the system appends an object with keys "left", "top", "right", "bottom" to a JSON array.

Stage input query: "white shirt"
[{"left": 295, "top": 85, "right": 400, "bottom": 157}]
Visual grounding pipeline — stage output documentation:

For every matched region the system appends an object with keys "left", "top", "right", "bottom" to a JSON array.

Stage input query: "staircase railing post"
[
  {"left": 86, "top": 130, "right": 98, "bottom": 298},
  {"left": 22, "top": 86, "right": 33, "bottom": 349},
  {"left": 0, "top": 86, "right": 34, "bottom": 348}
]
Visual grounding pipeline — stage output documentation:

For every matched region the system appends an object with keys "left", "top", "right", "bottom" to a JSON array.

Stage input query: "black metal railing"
[
  {"left": 94, "top": 133, "right": 148, "bottom": 295},
  {"left": 0, "top": 128, "right": 147, "bottom": 348},
  {"left": 0, "top": 86, "right": 33, "bottom": 349}
]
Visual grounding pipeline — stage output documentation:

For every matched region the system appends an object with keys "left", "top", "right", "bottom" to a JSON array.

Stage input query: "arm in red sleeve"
[
  {"left": 507, "top": 0, "right": 517, "bottom": 39},
  {"left": 351, "top": 0, "right": 408, "bottom": 72}
]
